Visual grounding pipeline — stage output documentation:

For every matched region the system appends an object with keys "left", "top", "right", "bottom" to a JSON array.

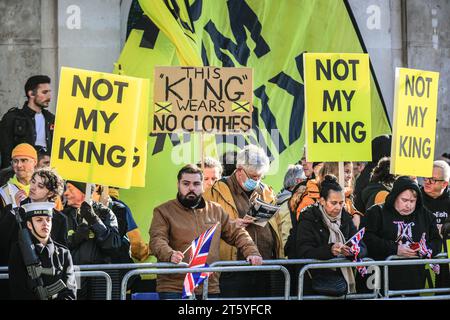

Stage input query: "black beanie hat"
[
  {"left": 66, "top": 180, "right": 87, "bottom": 194},
  {"left": 312, "top": 162, "right": 323, "bottom": 168}
]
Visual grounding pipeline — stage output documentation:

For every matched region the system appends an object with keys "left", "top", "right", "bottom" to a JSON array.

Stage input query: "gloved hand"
[
  {"left": 80, "top": 201, "right": 100, "bottom": 225},
  {"left": 71, "top": 223, "right": 91, "bottom": 246}
]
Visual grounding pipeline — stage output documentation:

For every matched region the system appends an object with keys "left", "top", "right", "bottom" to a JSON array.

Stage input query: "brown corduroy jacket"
[{"left": 150, "top": 197, "right": 260, "bottom": 294}]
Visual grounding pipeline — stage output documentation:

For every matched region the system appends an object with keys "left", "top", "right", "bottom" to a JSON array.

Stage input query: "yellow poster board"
[
  {"left": 51, "top": 67, "right": 148, "bottom": 188},
  {"left": 152, "top": 66, "right": 253, "bottom": 133},
  {"left": 130, "top": 79, "right": 149, "bottom": 187},
  {"left": 390, "top": 68, "right": 439, "bottom": 177},
  {"left": 304, "top": 53, "right": 372, "bottom": 161}
]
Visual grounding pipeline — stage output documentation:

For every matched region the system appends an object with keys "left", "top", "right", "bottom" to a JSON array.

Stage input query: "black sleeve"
[
  {"left": 94, "top": 208, "right": 122, "bottom": 252},
  {"left": 0, "top": 207, "right": 19, "bottom": 265},
  {"left": 426, "top": 211, "right": 442, "bottom": 256},
  {"left": 295, "top": 216, "right": 334, "bottom": 260},
  {"left": 364, "top": 206, "right": 397, "bottom": 259},
  {"left": 0, "top": 112, "right": 15, "bottom": 168},
  {"left": 51, "top": 212, "right": 68, "bottom": 247},
  {"left": 8, "top": 242, "right": 37, "bottom": 300},
  {"left": 56, "top": 250, "right": 77, "bottom": 300}
]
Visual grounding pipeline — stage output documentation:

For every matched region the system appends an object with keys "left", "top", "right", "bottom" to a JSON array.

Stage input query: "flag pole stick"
[
  {"left": 182, "top": 244, "right": 192, "bottom": 255},
  {"left": 200, "top": 131, "right": 205, "bottom": 171}
]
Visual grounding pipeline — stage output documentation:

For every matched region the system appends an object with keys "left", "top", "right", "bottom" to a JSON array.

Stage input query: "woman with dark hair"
[
  {"left": 295, "top": 175, "right": 366, "bottom": 295},
  {"left": 360, "top": 157, "right": 397, "bottom": 213}
]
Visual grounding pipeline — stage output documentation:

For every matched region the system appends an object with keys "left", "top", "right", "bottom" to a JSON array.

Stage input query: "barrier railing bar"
[
  {"left": 298, "top": 258, "right": 378, "bottom": 300},
  {"left": 75, "top": 270, "right": 112, "bottom": 300},
  {"left": 298, "top": 258, "right": 450, "bottom": 300},
  {"left": 299, "top": 293, "right": 378, "bottom": 300},
  {"left": 384, "top": 253, "right": 449, "bottom": 298},
  {"left": 120, "top": 265, "right": 290, "bottom": 300},
  {"left": 203, "top": 258, "right": 349, "bottom": 300},
  {"left": 379, "top": 295, "right": 450, "bottom": 300},
  {"left": 388, "top": 287, "right": 450, "bottom": 296}
]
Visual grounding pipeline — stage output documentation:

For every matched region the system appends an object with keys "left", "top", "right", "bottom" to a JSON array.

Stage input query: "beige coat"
[{"left": 204, "top": 175, "right": 284, "bottom": 261}]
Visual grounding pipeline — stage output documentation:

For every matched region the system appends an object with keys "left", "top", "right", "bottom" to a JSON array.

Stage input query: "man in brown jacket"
[
  {"left": 150, "top": 164, "right": 262, "bottom": 300},
  {"left": 204, "top": 145, "right": 283, "bottom": 298}
]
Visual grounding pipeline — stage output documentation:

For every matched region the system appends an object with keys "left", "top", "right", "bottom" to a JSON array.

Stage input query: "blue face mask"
[{"left": 243, "top": 178, "right": 259, "bottom": 191}]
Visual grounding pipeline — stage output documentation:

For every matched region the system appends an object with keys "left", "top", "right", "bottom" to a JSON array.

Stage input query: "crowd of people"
[{"left": 1, "top": 75, "right": 450, "bottom": 300}]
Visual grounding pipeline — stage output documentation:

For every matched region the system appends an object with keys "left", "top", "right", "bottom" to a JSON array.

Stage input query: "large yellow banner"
[
  {"left": 115, "top": 0, "right": 392, "bottom": 256},
  {"left": 390, "top": 68, "right": 439, "bottom": 177},
  {"left": 304, "top": 53, "right": 371, "bottom": 161},
  {"left": 51, "top": 67, "right": 149, "bottom": 188}
]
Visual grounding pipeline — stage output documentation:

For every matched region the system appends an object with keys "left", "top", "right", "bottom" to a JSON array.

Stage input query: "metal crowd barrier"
[
  {"left": 383, "top": 253, "right": 450, "bottom": 299},
  {"left": 2, "top": 255, "right": 450, "bottom": 300},
  {"left": 206, "top": 258, "right": 352, "bottom": 300},
  {"left": 298, "top": 257, "right": 450, "bottom": 300},
  {"left": 0, "top": 268, "right": 112, "bottom": 300},
  {"left": 74, "top": 270, "right": 113, "bottom": 300},
  {"left": 297, "top": 258, "right": 380, "bottom": 300},
  {"left": 120, "top": 265, "right": 291, "bottom": 300}
]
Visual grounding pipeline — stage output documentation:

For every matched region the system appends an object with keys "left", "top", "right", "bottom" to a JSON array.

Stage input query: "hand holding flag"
[
  {"left": 182, "top": 222, "right": 219, "bottom": 298},
  {"left": 418, "top": 233, "right": 440, "bottom": 274},
  {"left": 347, "top": 227, "right": 367, "bottom": 277}
]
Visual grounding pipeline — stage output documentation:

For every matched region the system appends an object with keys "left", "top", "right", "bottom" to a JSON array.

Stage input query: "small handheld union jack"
[
  {"left": 347, "top": 227, "right": 367, "bottom": 277},
  {"left": 418, "top": 233, "right": 440, "bottom": 274},
  {"left": 182, "top": 222, "right": 219, "bottom": 298}
]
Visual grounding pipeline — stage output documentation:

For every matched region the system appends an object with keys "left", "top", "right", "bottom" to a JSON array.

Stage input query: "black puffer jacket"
[
  {"left": 62, "top": 202, "right": 121, "bottom": 265},
  {"left": 295, "top": 203, "right": 366, "bottom": 268},
  {"left": 365, "top": 176, "right": 442, "bottom": 290}
]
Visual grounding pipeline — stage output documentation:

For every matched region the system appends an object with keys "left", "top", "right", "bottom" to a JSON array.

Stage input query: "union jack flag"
[
  {"left": 182, "top": 223, "right": 219, "bottom": 298},
  {"left": 418, "top": 233, "right": 440, "bottom": 274},
  {"left": 348, "top": 227, "right": 367, "bottom": 276}
]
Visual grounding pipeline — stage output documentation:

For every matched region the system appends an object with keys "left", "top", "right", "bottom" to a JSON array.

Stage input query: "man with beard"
[
  {"left": 150, "top": 164, "right": 262, "bottom": 300},
  {"left": 0, "top": 75, "right": 55, "bottom": 168}
]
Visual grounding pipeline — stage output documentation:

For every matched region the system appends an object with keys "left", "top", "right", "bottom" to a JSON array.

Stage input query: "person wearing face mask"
[
  {"left": 365, "top": 176, "right": 442, "bottom": 292},
  {"left": 295, "top": 175, "right": 366, "bottom": 296},
  {"left": 8, "top": 202, "right": 77, "bottom": 300},
  {"left": 150, "top": 164, "right": 261, "bottom": 299},
  {"left": 204, "top": 145, "right": 283, "bottom": 298}
]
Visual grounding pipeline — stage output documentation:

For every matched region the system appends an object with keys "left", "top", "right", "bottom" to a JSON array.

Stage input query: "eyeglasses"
[
  {"left": 241, "top": 168, "right": 262, "bottom": 181},
  {"left": 424, "top": 177, "right": 445, "bottom": 184},
  {"left": 11, "top": 158, "right": 31, "bottom": 166}
]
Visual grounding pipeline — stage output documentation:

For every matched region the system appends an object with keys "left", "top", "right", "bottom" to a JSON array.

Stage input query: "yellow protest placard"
[
  {"left": 390, "top": 68, "right": 439, "bottom": 177},
  {"left": 50, "top": 67, "right": 147, "bottom": 188},
  {"left": 152, "top": 66, "right": 253, "bottom": 133},
  {"left": 130, "top": 79, "right": 150, "bottom": 187},
  {"left": 304, "top": 53, "right": 372, "bottom": 161}
]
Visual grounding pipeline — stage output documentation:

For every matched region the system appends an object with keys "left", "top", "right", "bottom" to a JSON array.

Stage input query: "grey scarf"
[{"left": 319, "top": 205, "right": 356, "bottom": 293}]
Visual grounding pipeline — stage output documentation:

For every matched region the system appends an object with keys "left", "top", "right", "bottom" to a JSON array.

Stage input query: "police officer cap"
[{"left": 22, "top": 202, "right": 54, "bottom": 220}]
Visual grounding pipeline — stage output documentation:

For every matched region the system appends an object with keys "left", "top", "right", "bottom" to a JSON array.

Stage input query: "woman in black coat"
[{"left": 296, "top": 175, "right": 367, "bottom": 295}]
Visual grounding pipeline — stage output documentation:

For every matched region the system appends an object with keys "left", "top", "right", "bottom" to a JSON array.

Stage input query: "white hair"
[
  {"left": 197, "top": 156, "right": 223, "bottom": 175},
  {"left": 434, "top": 160, "right": 450, "bottom": 182},
  {"left": 283, "top": 164, "right": 306, "bottom": 189},
  {"left": 236, "top": 145, "right": 270, "bottom": 174}
]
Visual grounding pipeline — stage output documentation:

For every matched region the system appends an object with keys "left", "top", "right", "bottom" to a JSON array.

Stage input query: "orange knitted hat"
[{"left": 11, "top": 143, "right": 38, "bottom": 160}]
